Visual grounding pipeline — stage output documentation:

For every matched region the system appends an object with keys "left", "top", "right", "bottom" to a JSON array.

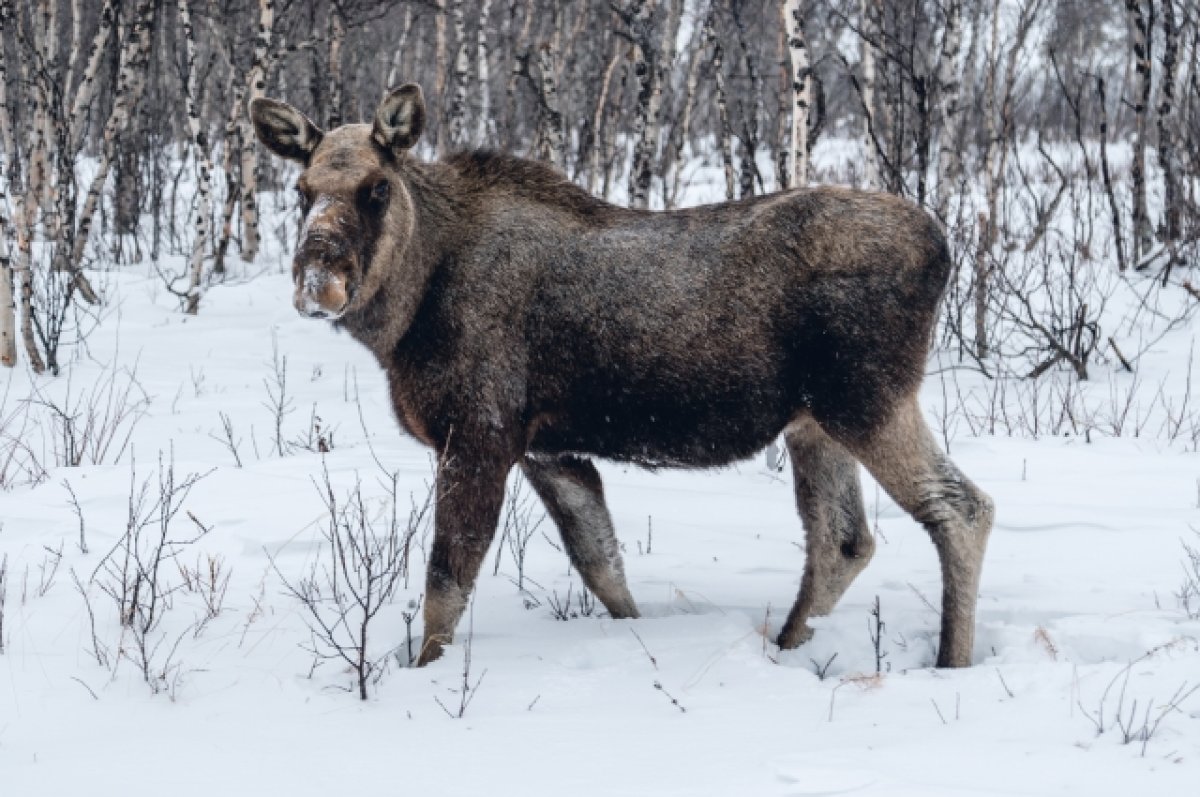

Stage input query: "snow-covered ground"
[{"left": 3, "top": 179, "right": 1200, "bottom": 793}]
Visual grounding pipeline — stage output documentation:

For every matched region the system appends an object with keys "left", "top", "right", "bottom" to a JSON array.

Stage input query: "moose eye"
[{"left": 364, "top": 180, "right": 388, "bottom": 205}]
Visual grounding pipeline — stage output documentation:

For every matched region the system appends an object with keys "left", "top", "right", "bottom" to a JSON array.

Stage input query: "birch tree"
[
  {"left": 238, "top": 0, "right": 275, "bottom": 264},
  {"left": 934, "top": 0, "right": 964, "bottom": 218},
  {"left": 1126, "top": 0, "right": 1154, "bottom": 267},
  {"left": 178, "top": 0, "right": 214, "bottom": 315},
  {"left": 476, "top": 0, "right": 494, "bottom": 144},
  {"left": 447, "top": 0, "right": 470, "bottom": 147},
  {"left": 783, "top": 0, "right": 811, "bottom": 188}
]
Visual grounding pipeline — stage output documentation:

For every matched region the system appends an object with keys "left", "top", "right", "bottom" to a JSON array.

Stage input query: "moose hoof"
[
  {"left": 776, "top": 622, "right": 815, "bottom": 651},
  {"left": 416, "top": 635, "right": 449, "bottom": 667}
]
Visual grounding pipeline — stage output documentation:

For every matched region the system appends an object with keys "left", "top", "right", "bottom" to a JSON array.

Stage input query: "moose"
[{"left": 250, "top": 84, "right": 994, "bottom": 669}]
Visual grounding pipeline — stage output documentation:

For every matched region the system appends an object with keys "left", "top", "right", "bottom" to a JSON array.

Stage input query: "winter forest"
[{"left": 2, "top": 1, "right": 1200, "bottom": 794}]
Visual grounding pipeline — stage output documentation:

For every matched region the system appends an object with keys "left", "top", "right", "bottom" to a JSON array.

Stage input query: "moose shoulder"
[{"left": 250, "top": 84, "right": 994, "bottom": 669}]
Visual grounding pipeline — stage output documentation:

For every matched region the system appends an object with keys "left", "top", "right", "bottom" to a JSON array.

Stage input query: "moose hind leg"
[
  {"left": 520, "top": 455, "right": 639, "bottom": 619},
  {"left": 777, "top": 416, "right": 876, "bottom": 650},
  {"left": 835, "top": 397, "right": 994, "bottom": 668}
]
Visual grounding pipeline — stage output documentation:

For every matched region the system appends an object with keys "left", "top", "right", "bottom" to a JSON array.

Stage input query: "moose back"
[{"left": 251, "top": 85, "right": 993, "bottom": 668}]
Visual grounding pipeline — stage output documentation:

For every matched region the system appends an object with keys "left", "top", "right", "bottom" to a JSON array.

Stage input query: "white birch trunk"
[
  {"left": 783, "top": 0, "right": 810, "bottom": 188},
  {"left": 536, "top": 44, "right": 566, "bottom": 169},
  {"left": 385, "top": 5, "right": 415, "bottom": 92},
  {"left": 238, "top": 0, "right": 274, "bottom": 264},
  {"left": 476, "top": 0, "right": 493, "bottom": 144},
  {"left": 934, "top": 0, "right": 963, "bottom": 218},
  {"left": 435, "top": 0, "right": 448, "bottom": 153},
  {"left": 448, "top": 0, "right": 469, "bottom": 147},
  {"left": 1126, "top": 0, "right": 1153, "bottom": 266},
  {"left": 178, "top": 0, "right": 213, "bottom": 314},
  {"left": 625, "top": 0, "right": 659, "bottom": 210},
  {"left": 327, "top": 4, "right": 346, "bottom": 128},
  {"left": 590, "top": 44, "right": 622, "bottom": 195},
  {"left": 0, "top": 3, "right": 19, "bottom": 367}
]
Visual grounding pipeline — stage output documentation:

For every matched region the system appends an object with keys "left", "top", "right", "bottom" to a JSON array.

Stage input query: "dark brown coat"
[{"left": 251, "top": 85, "right": 993, "bottom": 669}]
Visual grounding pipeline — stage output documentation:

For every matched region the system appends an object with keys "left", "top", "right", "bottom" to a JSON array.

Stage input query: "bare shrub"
[
  {"left": 492, "top": 473, "right": 546, "bottom": 593},
  {"left": 274, "top": 460, "right": 431, "bottom": 699},
  {"left": 1179, "top": 528, "right": 1200, "bottom": 620},
  {"left": 89, "top": 448, "right": 214, "bottom": 693}
]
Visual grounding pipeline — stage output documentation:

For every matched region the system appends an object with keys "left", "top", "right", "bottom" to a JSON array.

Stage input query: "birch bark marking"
[
  {"left": 934, "top": 0, "right": 963, "bottom": 219},
  {"left": 1126, "top": 0, "right": 1154, "bottom": 267},
  {"left": 239, "top": 0, "right": 275, "bottom": 264},
  {"left": 179, "top": 0, "right": 213, "bottom": 314},
  {"left": 783, "top": 0, "right": 810, "bottom": 188}
]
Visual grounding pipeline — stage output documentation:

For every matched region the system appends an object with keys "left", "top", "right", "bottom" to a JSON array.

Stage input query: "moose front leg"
[{"left": 417, "top": 451, "right": 510, "bottom": 667}]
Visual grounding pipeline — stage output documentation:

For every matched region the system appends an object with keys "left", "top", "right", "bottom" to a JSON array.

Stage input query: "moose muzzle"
[{"left": 294, "top": 264, "right": 349, "bottom": 319}]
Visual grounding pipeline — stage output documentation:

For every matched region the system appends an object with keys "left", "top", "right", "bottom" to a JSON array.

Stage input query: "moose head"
[{"left": 249, "top": 85, "right": 426, "bottom": 320}]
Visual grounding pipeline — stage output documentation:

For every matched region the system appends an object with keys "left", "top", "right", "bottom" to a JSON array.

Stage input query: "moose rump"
[{"left": 250, "top": 84, "right": 994, "bottom": 671}]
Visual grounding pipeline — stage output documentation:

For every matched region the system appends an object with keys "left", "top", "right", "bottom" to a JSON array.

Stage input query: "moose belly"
[{"left": 527, "top": 374, "right": 796, "bottom": 469}]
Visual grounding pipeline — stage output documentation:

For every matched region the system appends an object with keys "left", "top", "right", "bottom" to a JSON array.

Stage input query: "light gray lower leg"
[
  {"left": 777, "top": 416, "right": 876, "bottom": 650},
  {"left": 520, "top": 455, "right": 639, "bottom": 619},
  {"left": 837, "top": 399, "right": 994, "bottom": 668}
]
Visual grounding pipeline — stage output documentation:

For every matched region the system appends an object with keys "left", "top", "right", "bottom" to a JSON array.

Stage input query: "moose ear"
[
  {"left": 249, "top": 98, "right": 324, "bottom": 164},
  {"left": 372, "top": 84, "right": 425, "bottom": 154}
]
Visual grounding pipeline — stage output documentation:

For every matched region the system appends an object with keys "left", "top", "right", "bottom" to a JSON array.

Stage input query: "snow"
[{"left": 3, "top": 204, "right": 1200, "bottom": 795}]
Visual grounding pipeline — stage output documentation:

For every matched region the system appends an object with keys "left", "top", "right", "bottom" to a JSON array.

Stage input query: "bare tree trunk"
[
  {"left": 934, "top": 0, "right": 963, "bottom": 218},
  {"left": 70, "top": 0, "right": 156, "bottom": 278},
  {"left": 435, "top": 0, "right": 448, "bottom": 153},
  {"left": 1127, "top": 0, "right": 1154, "bottom": 267},
  {"left": 706, "top": 9, "right": 735, "bottom": 201},
  {"left": 1097, "top": 77, "right": 1128, "bottom": 273},
  {"left": 859, "top": 0, "right": 879, "bottom": 189},
  {"left": 731, "top": 3, "right": 764, "bottom": 199},
  {"left": 67, "top": 0, "right": 116, "bottom": 152},
  {"left": 476, "top": 0, "right": 493, "bottom": 144},
  {"left": 178, "top": 0, "right": 212, "bottom": 315},
  {"left": 975, "top": 1, "right": 1002, "bottom": 363},
  {"left": 238, "top": 0, "right": 274, "bottom": 264},
  {"left": 1157, "top": 0, "right": 1181, "bottom": 256},
  {"left": 0, "top": 234, "right": 14, "bottom": 368},
  {"left": 504, "top": 0, "right": 534, "bottom": 148},
  {"left": 327, "top": 3, "right": 346, "bottom": 128},
  {"left": 534, "top": 44, "right": 566, "bottom": 169},
  {"left": 590, "top": 43, "right": 622, "bottom": 195},
  {"left": 0, "top": 5, "right": 19, "bottom": 368},
  {"left": 385, "top": 5, "right": 415, "bottom": 92},
  {"left": 448, "top": 0, "right": 469, "bottom": 147},
  {"left": 667, "top": 3, "right": 708, "bottom": 205},
  {"left": 783, "top": 0, "right": 810, "bottom": 188},
  {"left": 619, "top": 0, "right": 661, "bottom": 210}
]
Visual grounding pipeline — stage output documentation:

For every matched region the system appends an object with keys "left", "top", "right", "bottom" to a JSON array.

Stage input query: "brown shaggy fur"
[{"left": 250, "top": 85, "right": 993, "bottom": 669}]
